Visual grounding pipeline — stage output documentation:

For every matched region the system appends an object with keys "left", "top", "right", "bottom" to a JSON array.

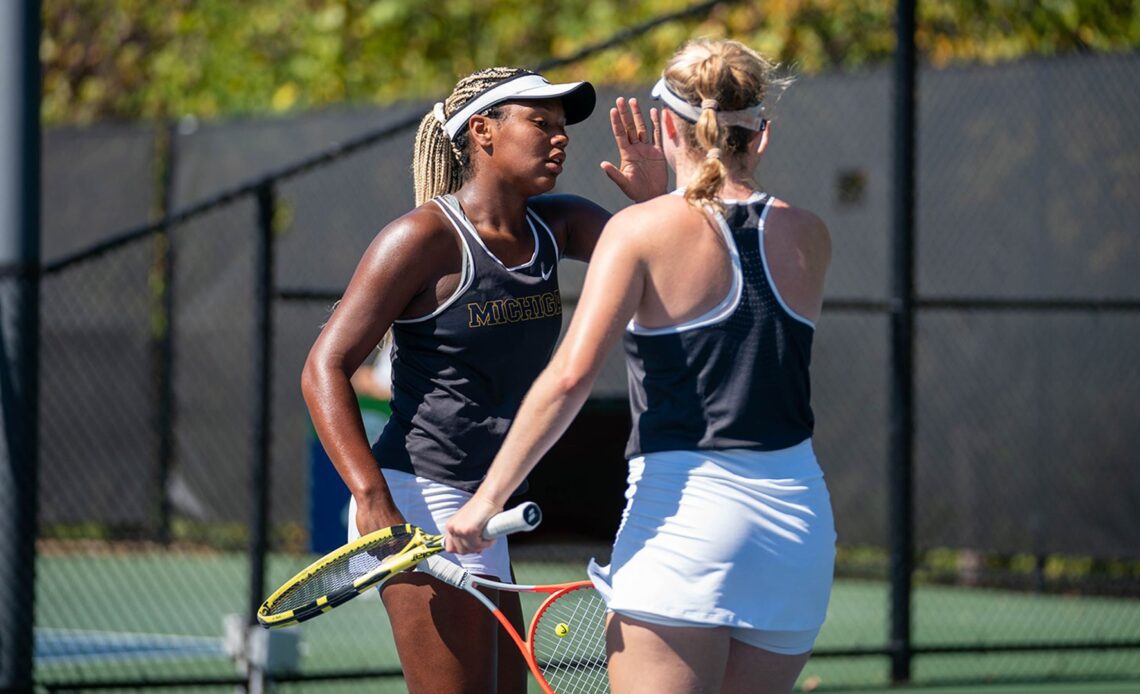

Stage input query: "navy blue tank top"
[
  {"left": 624, "top": 193, "right": 815, "bottom": 458},
  {"left": 372, "top": 194, "right": 563, "bottom": 492}
]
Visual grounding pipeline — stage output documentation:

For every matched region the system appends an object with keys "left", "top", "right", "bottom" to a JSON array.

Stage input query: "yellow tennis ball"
[{"left": 554, "top": 622, "right": 570, "bottom": 638}]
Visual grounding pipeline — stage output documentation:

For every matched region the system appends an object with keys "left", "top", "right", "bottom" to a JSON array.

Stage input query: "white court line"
[{"left": 35, "top": 628, "right": 225, "bottom": 665}]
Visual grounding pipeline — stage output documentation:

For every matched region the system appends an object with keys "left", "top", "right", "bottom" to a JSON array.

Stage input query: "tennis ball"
[{"left": 554, "top": 622, "right": 570, "bottom": 638}]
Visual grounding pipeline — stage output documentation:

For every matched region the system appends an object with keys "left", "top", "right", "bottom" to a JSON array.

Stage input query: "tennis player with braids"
[
  {"left": 448, "top": 39, "right": 836, "bottom": 693},
  {"left": 301, "top": 66, "right": 665, "bottom": 693}
]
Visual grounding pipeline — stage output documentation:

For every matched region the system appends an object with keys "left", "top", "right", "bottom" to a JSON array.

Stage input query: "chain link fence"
[{"left": 28, "top": 23, "right": 1140, "bottom": 694}]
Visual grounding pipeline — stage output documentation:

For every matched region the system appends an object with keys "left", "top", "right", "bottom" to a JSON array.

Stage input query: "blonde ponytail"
[{"left": 686, "top": 96, "right": 729, "bottom": 210}]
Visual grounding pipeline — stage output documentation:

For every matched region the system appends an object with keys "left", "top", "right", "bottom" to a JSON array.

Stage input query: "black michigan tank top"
[{"left": 372, "top": 194, "right": 564, "bottom": 493}]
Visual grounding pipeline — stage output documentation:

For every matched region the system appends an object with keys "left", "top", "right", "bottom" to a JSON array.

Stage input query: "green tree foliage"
[{"left": 41, "top": 0, "right": 1140, "bottom": 124}]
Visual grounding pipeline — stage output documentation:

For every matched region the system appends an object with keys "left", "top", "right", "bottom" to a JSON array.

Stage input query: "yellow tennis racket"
[{"left": 257, "top": 501, "right": 542, "bottom": 628}]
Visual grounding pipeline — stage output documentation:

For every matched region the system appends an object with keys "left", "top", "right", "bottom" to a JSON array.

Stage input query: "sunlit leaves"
[{"left": 41, "top": 0, "right": 1140, "bottom": 124}]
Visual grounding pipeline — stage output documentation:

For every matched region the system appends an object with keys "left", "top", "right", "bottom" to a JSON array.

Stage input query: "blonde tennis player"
[{"left": 448, "top": 39, "right": 836, "bottom": 694}]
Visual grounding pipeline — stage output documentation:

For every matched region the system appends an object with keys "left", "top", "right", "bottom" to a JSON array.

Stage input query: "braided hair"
[
  {"left": 661, "top": 39, "right": 787, "bottom": 210},
  {"left": 412, "top": 67, "right": 532, "bottom": 206}
]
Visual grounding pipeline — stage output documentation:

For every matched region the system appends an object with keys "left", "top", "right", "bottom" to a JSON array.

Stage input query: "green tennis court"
[{"left": 35, "top": 549, "right": 1140, "bottom": 691}]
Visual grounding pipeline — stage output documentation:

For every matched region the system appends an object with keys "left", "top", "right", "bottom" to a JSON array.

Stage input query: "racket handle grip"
[
  {"left": 483, "top": 501, "right": 542, "bottom": 539},
  {"left": 422, "top": 555, "right": 467, "bottom": 587}
]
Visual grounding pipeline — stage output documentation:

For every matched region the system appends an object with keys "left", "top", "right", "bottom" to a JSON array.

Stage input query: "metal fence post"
[
  {"left": 889, "top": 0, "right": 918, "bottom": 684},
  {"left": 154, "top": 120, "right": 179, "bottom": 545},
  {"left": 0, "top": 1, "right": 41, "bottom": 691},
  {"left": 248, "top": 182, "right": 276, "bottom": 626}
]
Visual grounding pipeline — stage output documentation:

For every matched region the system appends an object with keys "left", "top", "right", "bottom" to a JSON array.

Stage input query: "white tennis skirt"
[
  {"left": 347, "top": 468, "right": 512, "bottom": 581},
  {"left": 589, "top": 439, "right": 836, "bottom": 633}
]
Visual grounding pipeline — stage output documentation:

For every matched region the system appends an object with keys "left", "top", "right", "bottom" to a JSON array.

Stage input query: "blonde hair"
[
  {"left": 412, "top": 67, "right": 531, "bottom": 206},
  {"left": 661, "top": 39, "right": 787, "bottom": 210}
]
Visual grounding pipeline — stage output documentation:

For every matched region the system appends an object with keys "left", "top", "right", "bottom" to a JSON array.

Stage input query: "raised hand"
[{"left": 600, "top": 97, "right": 667, "bottom": 203}]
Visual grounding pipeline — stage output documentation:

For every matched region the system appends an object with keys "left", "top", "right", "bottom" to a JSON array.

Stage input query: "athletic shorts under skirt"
[
  {"left": 348, "top": 468, "right": 512, "bottom": 581},
  {"left": 588, "top": 439, "right": 836, "bottom": 647}
]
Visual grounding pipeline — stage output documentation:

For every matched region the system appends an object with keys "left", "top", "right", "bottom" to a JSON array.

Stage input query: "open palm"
[{"left": 601, "top": 96, "right": 668, "bottom": 203}]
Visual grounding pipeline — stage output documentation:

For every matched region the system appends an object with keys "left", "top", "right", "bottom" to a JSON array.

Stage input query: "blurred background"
[{"left": 3, "top": 0, "right": 1139, "bottom": 691}]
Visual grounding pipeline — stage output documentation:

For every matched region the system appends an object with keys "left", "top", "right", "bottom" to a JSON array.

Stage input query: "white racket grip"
[
  {"left": 422, "top": 555, "right": 469, "bottom": 587},
  {"left": 483, "top": 501, "right": 542, "bottom": 539}
]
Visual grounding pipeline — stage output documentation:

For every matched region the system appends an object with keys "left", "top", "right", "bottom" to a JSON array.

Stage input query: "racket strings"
[
  {"left": 268, "top": 533, "right": 413, "bottom": 614},
  {"left": 531, "top": 586, "right": 609, "bottom": 694}
]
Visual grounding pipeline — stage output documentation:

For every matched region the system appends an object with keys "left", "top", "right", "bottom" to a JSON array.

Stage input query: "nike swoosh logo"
[{"left": 540, "top": 263, "right": 553, "bottom": 281}]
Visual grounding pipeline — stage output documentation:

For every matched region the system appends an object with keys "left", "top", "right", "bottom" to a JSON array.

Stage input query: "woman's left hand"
[
  {"left": 601, "top": 97, "right": 667, "bottom": 203},
  {"left": 444, "top": 495, "right": 504, "bottom": 555}
]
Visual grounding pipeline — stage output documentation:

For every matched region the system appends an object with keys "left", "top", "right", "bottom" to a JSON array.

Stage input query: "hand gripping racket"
[
  {"left": 257, "top": 501, "right": 542, "bottom": 628},
  {"left": 423, "top": 555, "right": 609, "bottom": 694}
]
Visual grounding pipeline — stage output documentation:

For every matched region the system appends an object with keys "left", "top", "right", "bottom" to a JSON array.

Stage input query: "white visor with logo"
[{"left": 439, "top": 73, "right": 597, "bottom": 140}]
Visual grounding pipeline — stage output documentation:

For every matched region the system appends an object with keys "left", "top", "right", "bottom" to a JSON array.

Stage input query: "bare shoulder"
[
  {"left": 607, "top": 194, "right": 695, "bottom": 239},
  {"left": 765, "top": 198, "right": 831, "bottom": 264},
  {"left": 593, "top": 195, "right": 714, "bottom": 267},
  {"left": 340, "top": 201, "right": 464, "bottom": 320},
  {"left": 353, "top": 202, "right": 462, "bottom": 285},
  {"left": 381, "top": 202, "right": 454, "bottom": 246},
  {"left": 767, "top": 198, "right": 829, "bottom": 239}
]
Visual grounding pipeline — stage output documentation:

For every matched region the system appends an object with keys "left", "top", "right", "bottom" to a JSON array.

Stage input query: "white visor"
[
  {"left": 651, "top": 78, "right": 766, "bottom": 131},
  {"left": 439, "top": 73, "right": 596, "bottom": 140}
]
